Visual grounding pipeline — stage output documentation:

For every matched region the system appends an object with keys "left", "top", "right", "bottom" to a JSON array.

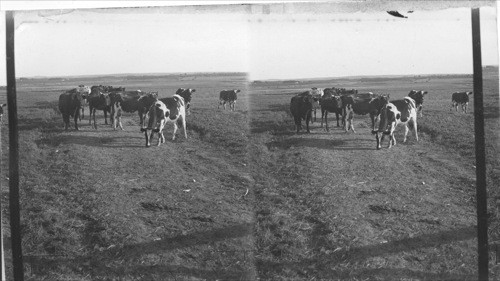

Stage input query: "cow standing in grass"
[
  {"left": 320, "top": 88, "right": 343, "bottom": 131},
  {"left": 372, "top": 97, "right": 418, "bottom": 149},
  {"left": 451, "top": 91, "right": 473, "bottom": 113},
  {"left": 218, "top": 90, "right": 241, "bottom": 111},
  {"left": 141, "top": 95, "right": 186, "bottom": 147},
  {"left": 340, "top": 93, "right": 390, "bottom": 132},
  {"left": 110, "top": 91, "right": 158, "bottom": 128},
  {"left": 290, "top": 91, "right": 314, "bottom": 133},
  {"left": 58, "top": 91, "right": 84, "bottom": 131}
]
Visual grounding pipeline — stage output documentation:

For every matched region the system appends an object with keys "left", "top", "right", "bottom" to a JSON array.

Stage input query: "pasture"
[{"left": 0, "top": 69, "right": 499, "bottom": 280}]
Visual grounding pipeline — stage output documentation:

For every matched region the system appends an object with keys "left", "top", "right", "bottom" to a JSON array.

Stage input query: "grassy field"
[{"left": 0, "top": 69, "right": 498, "bottom": 280}]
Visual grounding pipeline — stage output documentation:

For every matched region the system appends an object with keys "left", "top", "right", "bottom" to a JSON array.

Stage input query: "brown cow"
[
  {"left": 58, "top": 91, "right": 84, "bottom": 130},
  {"left": 451, "top": 91, "right": 472, "bottom": 113},
  {"left": 290, "top": 91, "right": 315, "bottom": 133},
  {"left": 341, "top": 93, "right": 390, "bottom": 132}
]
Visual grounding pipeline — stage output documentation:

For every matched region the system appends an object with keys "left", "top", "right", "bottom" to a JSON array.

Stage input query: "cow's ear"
[
  {"left": 1, "top": 104, "right": 6, "bottom": 108},
  {"left": 423, "top": 91, "right": 428, "bottom": 95}
]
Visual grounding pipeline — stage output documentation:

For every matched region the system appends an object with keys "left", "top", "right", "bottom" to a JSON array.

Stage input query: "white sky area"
[{"left": 0, "top": 2, "right": 498, "bottom": 84}]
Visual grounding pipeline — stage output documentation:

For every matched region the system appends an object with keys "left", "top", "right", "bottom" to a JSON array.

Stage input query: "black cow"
[
  {"left": 408, "top": 90, "right": 428, "bottom": 117},
  {"left": 290, "top": 91, "right": 315, "bottom": 133},
  {"left": 110, "top": 91, "right": 158, "bottom": 128},
  {"left": 341, "top": 93, "right": 390, "bottom": 131},
  {"left": 175, "top": 88, "right": 196, "bottom": 115},
  {"left": 451, "top": 91, "right": 472, "bottom": 113},
  {"left": 320, "top": 88, "right": 343, "bottom": 131},
  {"left": 218, "top": 90, "right": 241, "bottom": 111},
  {"left": 88, "top": 92, "right": 111, "bottom": 129},
  {"left": 88, "top": 85, "right": 124, "bottom": 125},
  {"left": 58, "top": 91, "right": 84, "bottom": 130}
]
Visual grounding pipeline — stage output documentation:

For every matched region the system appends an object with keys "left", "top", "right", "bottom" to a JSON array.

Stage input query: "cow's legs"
[
  {"left": 179, "top": 116, "right": 188, "bottom": 139},
  {"left": 305, "top": 112, "right": 311, "bottom": 133},
  {"left": 172, "top": 122, "right": 178, "bottom": 141},
  {"left": 403, "top": 124, "right": 409, "bottom": 143},
  {"left": 375, "top": 132, "right": 381, "bottom": 149},
  {"left": 63, "top": 114, "right": 70, "bottom": 131},
  {"left": 73, "top": 109, "right": 80, "bottom": 131},
  {"left": 145, "top": 130, "right": 152, "bottom": 147},
  {"left": 114, "top": 116, "right": 123, "bottom": 130},
  {"left": 158, "top": 131, "right": 165, "bottom": 145},
  {"left": 324, "top": 111, "right": 329, "bottom": 132},
  {"left": 336, "top": 112, "right": 341, "bottom": 127},
  {"left": 89, "top": 106, "right": 93, "bottom": 124},
  {"left": 294, "top": 116, "right": 301, "bottom": 133},
  {"left": 92, "top": 109, "right": 98, "bottom": 130},
  {"left": 413, "top": 119, "right": 418, "bottom": 141}
]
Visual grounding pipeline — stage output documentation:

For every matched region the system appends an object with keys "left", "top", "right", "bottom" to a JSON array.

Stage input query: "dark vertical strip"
[
  {"left": 5, "top": 11, "right": 24, "bottom": 281},
  {"left": 471, "top": 8, "right": 488, "bottom": 281}
]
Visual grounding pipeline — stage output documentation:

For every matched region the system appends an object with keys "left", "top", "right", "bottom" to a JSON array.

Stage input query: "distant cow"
[
  {"left": 451, "top": 91, "right": 472, "bottom": 113},
  {"left": 58, "top": 91, "right": 84, "bottom": 130},
  {"left": 290, "top": 91, "right": 315, "bottom": 133},
  {"left": 337, "top": 88, "right": 358, "bottom": 96},
  {"left": 110, "top": 91, "right": 158, "bottom": 128},
  {"left": 319, "top": 89, "right": 343, "bottom": 131},
  {"left": 341, "top": 93, "right": 390, "bottom": 131},
  {"left": 372, "top": 97, "right": 418, "bottom": 149},
  {"left": 408, "top": 90, "right": 428, "bottom": 117},
  {"left": 218, "top": 90, "right": 241, "bottom": 111},
  {"left": 140, "top": 94, "right": 187, "bottom": 146},
  {"left": 175, "top": 88, "right": 196, "bottom": 115}
]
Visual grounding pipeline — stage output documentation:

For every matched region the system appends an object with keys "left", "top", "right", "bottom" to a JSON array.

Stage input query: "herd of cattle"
[
  {"left": 55, "top": 84, "right": 472, "bottom": 149},
  {"left": 290, "top": 87, "right": 473, "bottom": 149},
  {"left": 57, "top": 85, "right": 242, "bottom": 147}
]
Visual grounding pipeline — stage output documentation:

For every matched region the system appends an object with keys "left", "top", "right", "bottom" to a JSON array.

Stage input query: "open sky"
[{"left": 0, "top": 2, "right": 498, "bottom": 85}]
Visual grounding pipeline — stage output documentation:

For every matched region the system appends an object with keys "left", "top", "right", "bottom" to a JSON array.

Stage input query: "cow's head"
[{"left": 98, "top": 92, "right": 111, "bottom": 107}]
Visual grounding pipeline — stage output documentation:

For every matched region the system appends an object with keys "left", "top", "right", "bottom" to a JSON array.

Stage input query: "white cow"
[
  {"left": 141, "top": 94, "right": 187, "bottom": 147},
  {"left": 373, "top": 97, "right": 418, "bottom": 149}
]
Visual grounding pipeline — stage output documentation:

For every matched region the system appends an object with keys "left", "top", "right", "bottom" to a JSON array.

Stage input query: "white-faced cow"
[
  {"left": 290, "top": 91, "right": 315, "bottom": 133},
  {"left": 451, "top": 91, "right": 473, "bottom": 113},
  {"left": 140, "top": 94, "right": 188, "bottom": 146},
  {"left": 58, "top": 91, "right": 84, "bottom": 130},
  {"left": 175, "top": 88, "right": 195, "bottom": 115},
  {"left": 372, "top": 97, "right": 418, "bottom": 149},
  {"left": 408, "top": 90, "right": 428, "bottom": 117},
  {"left": 218, "top": 90, "right": 241, "bottom": 111}
]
